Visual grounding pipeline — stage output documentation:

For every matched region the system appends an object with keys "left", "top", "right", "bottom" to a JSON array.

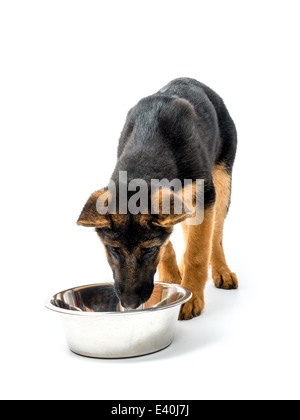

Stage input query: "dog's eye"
[
  {"left": 107, "top": 246, "right": 120, "bottom": 255},
  {"left": 142, "top": 246, "right": 159, "bottom": 256}
]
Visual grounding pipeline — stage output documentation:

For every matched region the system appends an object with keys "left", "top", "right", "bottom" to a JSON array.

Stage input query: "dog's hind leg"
[
  {"left": 211, "top": 164, "right": 238, "bottom": 289},
  {"left": 158, "top": 241, "right": 182, "bottom": 285}
]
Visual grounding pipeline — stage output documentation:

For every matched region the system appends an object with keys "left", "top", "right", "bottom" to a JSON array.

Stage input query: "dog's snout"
[
  {"left": 120, "top": 290, "right": 143, "bottom": 309},
  {"left": 121, "top": 299, "right": 141, "bottom": 310},
  {"left": 116, "top": 280, "right": 154, "bottom": 310}
]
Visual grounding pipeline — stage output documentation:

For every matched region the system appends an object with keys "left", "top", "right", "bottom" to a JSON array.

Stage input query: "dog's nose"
[
  {"left": 124, "top": 303, "right": 139, "bottom": 310},
  {"left": 121, "top": 296, "right": 141, "bottom": 310}
]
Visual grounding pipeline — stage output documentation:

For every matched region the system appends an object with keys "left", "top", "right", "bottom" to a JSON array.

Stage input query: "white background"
[{"left": 1, "top": 0, "right": 299, "bottom": 400}]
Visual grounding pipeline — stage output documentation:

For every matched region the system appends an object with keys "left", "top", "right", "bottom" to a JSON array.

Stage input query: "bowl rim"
[{"left": 45, "top": 281, "right": 192, "bottom": 317}]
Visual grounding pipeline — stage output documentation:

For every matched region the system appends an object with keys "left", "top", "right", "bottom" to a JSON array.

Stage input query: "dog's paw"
[
  {"left": 179, "top": 296, "right": 204, "bottom": 320},
  {"left": 213, "top": 269, "right": 238, "bottom": 290}
]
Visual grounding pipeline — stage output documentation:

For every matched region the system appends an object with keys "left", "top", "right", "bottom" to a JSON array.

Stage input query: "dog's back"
[
  {"left": 112, "top": 78, "right": 237, "bottom": 210},
  {"left": 159, "top": 78, "right": 237, "bottom": 172},
  {"left": 114, "top": 78, "right": 237, "bottom": 208}
]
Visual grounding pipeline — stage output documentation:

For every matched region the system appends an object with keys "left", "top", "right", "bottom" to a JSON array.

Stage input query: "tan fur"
[
  {"left": 211, "top": 164, "right": 238, "bottom": 289},
  {"left": 144, "top": 285, "right": 164, "bottom": 309},
  {"left": 157, "top": 166, "right": 238, "bottom": 319},
  {"left": 151, "top": 188, "right": 193, "bottom": 227},
  {"left": 158, "top": 241, "right": 182, "bottom": 285},
  {"left": 179, "top": 221, "right": 188, "bottom": 277},
  {"left": 77, "top": 190, "right": 111, "bottom": 228},
  {"left": 179, "top": 207, "right": 215, "bottom": 319}
]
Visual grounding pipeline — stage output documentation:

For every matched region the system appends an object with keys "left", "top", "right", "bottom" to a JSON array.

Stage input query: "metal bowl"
[{"left": 45, "top": 282, "right": 192, "bottom": 358}]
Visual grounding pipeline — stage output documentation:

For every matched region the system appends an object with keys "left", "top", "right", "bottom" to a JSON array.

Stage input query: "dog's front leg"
[
  {"left": 158, "top": 241, "right": 182, "bottom": 285},
  {"left": 179, "top": 207, "right": 215, "bottom": 320}
]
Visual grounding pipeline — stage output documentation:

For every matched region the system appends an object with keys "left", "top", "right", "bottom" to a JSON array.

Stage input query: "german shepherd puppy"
[{"left": 77, "top": 78, "right": 238, "bottom": 320}]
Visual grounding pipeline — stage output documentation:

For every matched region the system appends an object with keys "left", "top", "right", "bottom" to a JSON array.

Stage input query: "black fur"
[{"left": 113, "top": 77, "right": 237, "bottom": 209}]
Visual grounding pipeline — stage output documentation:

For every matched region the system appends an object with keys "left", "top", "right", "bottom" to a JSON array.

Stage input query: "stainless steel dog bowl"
[{"left": 45, "top": 282, "right": 192, "bottom": 358}]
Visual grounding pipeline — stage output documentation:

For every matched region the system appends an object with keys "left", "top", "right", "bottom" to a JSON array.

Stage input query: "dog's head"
[{"left": 77, "top": 188, "right": 193, "bottom": 309}]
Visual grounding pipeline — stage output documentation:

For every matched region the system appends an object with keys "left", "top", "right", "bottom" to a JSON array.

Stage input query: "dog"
[{"left": 77, "top": 78, "right": 238, "bottom": 320}]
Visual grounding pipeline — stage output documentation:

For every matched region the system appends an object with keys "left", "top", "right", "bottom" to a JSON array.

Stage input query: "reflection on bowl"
[{"left": 46, "top": 282, "right": 192, "bottom": 358}]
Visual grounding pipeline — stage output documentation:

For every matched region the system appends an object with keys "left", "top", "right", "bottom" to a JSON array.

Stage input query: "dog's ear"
[
  {"left": 151, "top": 188, "right": 194, "bottom": 228},
  {"left": 77, "top": 189, "right": 111, "bottom": 228}
]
